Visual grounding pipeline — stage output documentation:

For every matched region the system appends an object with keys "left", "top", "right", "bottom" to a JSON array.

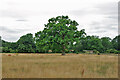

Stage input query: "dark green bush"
[
  {"left": 106, "top": 49, "right": 118, "bottom": 53},
  {"left": 2, "top": 47, "right": 10, "bottom": 53},
  {"left": 93, "top": 50, "right": 100, "bottom": 54}
]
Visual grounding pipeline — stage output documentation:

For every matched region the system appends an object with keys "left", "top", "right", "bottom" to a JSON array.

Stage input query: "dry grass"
[
  {"left": 2, "top": 53, "right": 118, "bottom": 78},
  {"left": 0, "top": 53, "right": 2, "bottom": 79}
]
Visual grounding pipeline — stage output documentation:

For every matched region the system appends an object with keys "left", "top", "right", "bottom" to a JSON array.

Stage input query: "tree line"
[{"left": 0, "top": 15, "right": 120, "bottom": 54}]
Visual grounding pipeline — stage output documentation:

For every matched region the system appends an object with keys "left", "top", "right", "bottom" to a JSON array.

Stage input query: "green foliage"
[
  {"left": 101, "top": 37, "right": 113, "bottom": 52},
  {"left": 106, "top": 49, "right": 118, "bottom": 53},
  {"left": 9, "top": 48, "right": 15, "bottom": 53},
  {"left": 17, "top": 33, "right": 36, "bottom": 53},
  {"left": 2, "top": 47, "right": 10, "bottom": 53},
  {"left": 76, "top": 52, "right": 79, "bottom": 54},
  {"left": 0, "top": 47, "right": 2, "bottom": 52},
  {"left": 35, "top": 15, "right": 85, "bottom": 53},
  {"left": 73, "top": 36, "right": 104, "bottom": 53},
  {"left": 114, "top": 51, "right": 120, "bottom": 54},
  {"left": 112, "top": 35, "right": 120, "bottom": 50},
  {"left": 2, "top": 33, "right": 36, "bottom": 53},
  {"left": 0, "top": 36, "right": 2, "bottom": 47},
  {"left": 93, "top": 50, "right": 99, "bottom": 54}
]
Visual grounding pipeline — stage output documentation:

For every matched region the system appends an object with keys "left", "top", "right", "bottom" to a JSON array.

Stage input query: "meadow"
[{"left": 2, "top": 53, "right": 118, "bottom": 78}]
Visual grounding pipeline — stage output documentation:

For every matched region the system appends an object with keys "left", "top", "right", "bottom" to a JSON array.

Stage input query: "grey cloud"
[
  {"left": 0, "top": 10, "right": 24, "bottom": 18},
  {"left": 0, "top": 26, "right": 32, "bottom": 42},
  {"left": 69, "top": 2, "right": 118, "bottom": 21},
  {"left": 3, "top": 36, "right": 19, "bottom": 42},
  {"left": 70, "top": 2, "right": 117, "bottom": 18},
  {"left": 0, "top": 26, "right": 30, "bottom": 33},
  {"left": 1, "top": 26, "right": 19, "bottom": 33},
  {"left": 89, "top": 30, "right": 107, "bottom": 33},
  {"left": 96, "top": 2, "right": 118, "bottom": 15},
  {"left": 90, "top": 21, "right": 117, "bottom": 30},
  {"left": 96, "top": 2, "right": 118, "bottom": 21},
  {"left": 16, "top": 19, "right": 28, "bottom": 22},
  {"left": 88, "top": 21, "right": 118, "bottom": 36},
  {"left": 69, "top": 9, "right": 92, "bottom": 16},
  {"left": 0, "top": 8, "right": 49, "bottom": 19},
  {"left": 106, "top": 15, "right": 117, "bottom": 19}
]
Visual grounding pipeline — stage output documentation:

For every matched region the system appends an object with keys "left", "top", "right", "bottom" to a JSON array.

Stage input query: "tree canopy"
[
  {"left": 17, "top": 33, "right": 36, "bottom": 53},
  {"left": 35, "top": 16, "right": 86, "bottom": 54}
]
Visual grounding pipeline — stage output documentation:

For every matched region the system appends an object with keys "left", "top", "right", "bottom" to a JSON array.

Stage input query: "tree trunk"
[
  {"left": 62, "top": 53, "right": 65, "bottom": 55},
  {"left": 62, "top": 35, "right": 65, "bottom": 55},
  {"left": 62, "top": 45, "right": 65, "bottom": 55}
]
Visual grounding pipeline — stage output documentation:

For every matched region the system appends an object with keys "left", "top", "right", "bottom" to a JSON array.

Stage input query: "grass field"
[{"left": 2, "top": 53, "right": 118, "bottom": 78}]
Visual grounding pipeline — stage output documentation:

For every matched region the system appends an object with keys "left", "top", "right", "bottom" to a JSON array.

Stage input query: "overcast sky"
[{"left": 0, "top": 0, "right": 119, "bottom": 42}]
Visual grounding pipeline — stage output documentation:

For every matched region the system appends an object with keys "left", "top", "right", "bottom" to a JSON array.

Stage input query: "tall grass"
[{"left": 2, "top": 53, "right": 118, "bottom": 78}]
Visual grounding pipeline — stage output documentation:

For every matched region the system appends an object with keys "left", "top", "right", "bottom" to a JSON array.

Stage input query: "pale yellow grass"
[
  {"left": 2, "top": 53, "right": 118, "bottom": 78},
  {"left": 0, "top": 53, "right": 2, "bottom": 79}
]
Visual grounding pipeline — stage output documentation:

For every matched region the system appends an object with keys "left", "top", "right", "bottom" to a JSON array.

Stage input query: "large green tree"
[{"left": 35, "top": 15, "right": 85, "bottom": 55}]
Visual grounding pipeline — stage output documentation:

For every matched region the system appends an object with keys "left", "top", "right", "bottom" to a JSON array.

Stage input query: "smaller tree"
[
  {"left": 106, "top": 49, "right": 118, "bottom": 53},
  {"left": 101, "top": 37, "right": 112, "bottom": 52},
  {"left": 112, "top": 35, "right": 120, "bottom": 50},
  {"left": 2, "top": 47, "right": 10, "bottom": 53},
  {"left": 17, "top": 33, "right": 36, "bottom": 53}
]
